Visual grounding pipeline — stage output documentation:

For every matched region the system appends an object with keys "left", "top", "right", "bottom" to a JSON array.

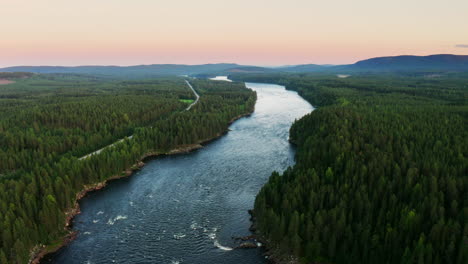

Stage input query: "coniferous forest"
[
  {"left": 0, "top": 74, "right": 256, "bottom": 263},
  {"left": 232, "top": 73, "right": 467, "bottom": 264},
  {"left": 1, "top": 71, "right": 467, "bottom": 264}
]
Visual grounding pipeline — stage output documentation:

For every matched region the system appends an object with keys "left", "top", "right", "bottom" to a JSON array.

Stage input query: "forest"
[
  {"left": 232, "top": 73, "right": 467, "bottom": 264},
  {"left": 0, "top": 74, "right": 256, "bottom": 263}
]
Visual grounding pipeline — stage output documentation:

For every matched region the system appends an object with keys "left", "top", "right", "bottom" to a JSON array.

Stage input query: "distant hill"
[
  {"left": 284, "top": 54, "right": 468, "bottom": 73},
  {"left": 0, "top": 64, "right": 244, "bottom": 78},
  {"left": 225, "top": 66, "right": 276, "bottom": 73},
  {"left": 224, "top": 55, "right": 468, "bottom": 73},
  {"left": 347, "top": 54, "right": 468, "bottom": 72},
  {"left": 274, "top": 55, "right": 468, "bottom": 73},
  {"left": 276, "top": 64, "right": 330, "bottom": 72},
  {"left": 0, "top": 72, "right": 34, "bottom": 79}
]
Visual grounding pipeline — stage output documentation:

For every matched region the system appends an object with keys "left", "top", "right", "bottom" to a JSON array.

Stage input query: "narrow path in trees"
[
  {"left": 184, "top": 80, "right": 200, "bottom": 110},
  {"left": 79, "top": 80, "right": 198, "bottom": 160}
]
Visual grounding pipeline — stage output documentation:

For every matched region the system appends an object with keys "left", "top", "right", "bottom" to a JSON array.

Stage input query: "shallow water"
[{"left": 44, "top": 80, "right": 313, "bottom": 264}]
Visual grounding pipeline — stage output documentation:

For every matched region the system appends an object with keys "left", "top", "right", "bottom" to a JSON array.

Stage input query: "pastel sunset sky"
[{"left": 2, "top": 0, "right": 468, "bottom": 67}]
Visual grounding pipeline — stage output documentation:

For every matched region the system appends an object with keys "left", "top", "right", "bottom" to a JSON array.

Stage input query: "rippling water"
[{"left": 44, "top": 80, "right": 313, "bottom": 264}]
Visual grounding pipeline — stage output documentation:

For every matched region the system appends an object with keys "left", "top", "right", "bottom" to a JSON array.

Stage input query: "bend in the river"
[{"left": 44, "top": 78, "right": 314, "bottom": 264}]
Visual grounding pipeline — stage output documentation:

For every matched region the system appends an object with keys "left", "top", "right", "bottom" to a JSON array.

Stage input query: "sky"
[{"left": 1, "top": 0, "right": 468, "bottom": 67}]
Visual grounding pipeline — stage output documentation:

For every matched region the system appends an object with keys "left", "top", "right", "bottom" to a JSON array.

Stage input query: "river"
[{"left": 44, "top": 79, "right": 314, "bottom": 264}]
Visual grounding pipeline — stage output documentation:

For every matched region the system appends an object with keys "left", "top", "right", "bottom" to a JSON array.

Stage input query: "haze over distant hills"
[
  {"left": 1, "top": 54, "right": 468, "bottom": 77},
  {"left": 0, "top": 64, "right": 241, "bottom": 78},
  {"left": 278, "top": 54, "right": 468, "bottom": 73},
  {"left": 349, "top": 54, "right": 468, "bottom": 71}
]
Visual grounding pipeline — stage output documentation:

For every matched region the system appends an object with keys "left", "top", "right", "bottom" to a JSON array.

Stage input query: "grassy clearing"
[{"left": 179, "top": 99, "right": 194, "bottom": 103}]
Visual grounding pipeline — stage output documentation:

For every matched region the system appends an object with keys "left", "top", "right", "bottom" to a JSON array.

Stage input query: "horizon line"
[{"left": 0, "top": 53, "right": 467, "bottom": 69}]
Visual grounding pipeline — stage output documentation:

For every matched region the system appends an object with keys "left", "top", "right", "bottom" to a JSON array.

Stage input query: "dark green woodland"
[
  {"left": 232, "top": 73, "right": 467, "bottom": 264},
  {"left": 1, "top": 69, "right": 466, "bottom": 264},
  {"left": 0, "top": 74, "right": 256, "bottom": 263}
]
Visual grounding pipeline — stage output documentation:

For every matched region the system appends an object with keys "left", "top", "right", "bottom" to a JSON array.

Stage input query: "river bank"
[
  {"left": 247, "top": 210, "right": 299, "bottom": 264},
  {"left": 29, "top": 111, "right": 253, "bottom": 264}
]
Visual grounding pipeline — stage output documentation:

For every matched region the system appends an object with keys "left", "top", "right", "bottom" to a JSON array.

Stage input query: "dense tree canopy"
[
  {"left": 233, "top": 73, "right": 467, "bottom": 264},
  {"left": 0, "top": 74, "right": 256, "bottom": 263}
]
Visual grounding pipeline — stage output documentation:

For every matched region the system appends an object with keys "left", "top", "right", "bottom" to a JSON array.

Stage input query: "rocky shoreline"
[
  {"left": 29, "top": 111, "right": 253, "bottom": 264},
  {"left": 247, "top": 211, "right": 299, "bottom": 264}
]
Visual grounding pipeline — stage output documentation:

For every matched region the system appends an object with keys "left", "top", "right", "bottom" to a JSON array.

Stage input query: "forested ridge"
[
  {"left": 0, "top": 74, "right": 256, "bottom": 263},
  {"left": 233, "top": 73, "right": 467, "bottom": 263},
  {"left": 0, "top": 73, "right": 34, "bottom": 79}
]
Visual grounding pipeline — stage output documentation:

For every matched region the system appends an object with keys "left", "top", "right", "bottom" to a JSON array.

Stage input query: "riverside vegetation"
[
  {"left": 0, "top": 74, "right": 256, "bottom": 263},
  {"left": 232, "top": 73, "right": 467, "bottom": 264}
]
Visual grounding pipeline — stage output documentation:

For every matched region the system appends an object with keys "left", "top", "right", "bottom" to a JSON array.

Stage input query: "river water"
[{"left": 44, "top": 80, "right": 313, "bottom": 264}]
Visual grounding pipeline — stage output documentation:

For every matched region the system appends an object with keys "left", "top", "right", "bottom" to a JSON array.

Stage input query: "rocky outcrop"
[
  {"left": 233, "top": 235, "right": 256, "bottom": 241},
  {"left": 236, "top": 242, "right": 258, "bottom": 249}
]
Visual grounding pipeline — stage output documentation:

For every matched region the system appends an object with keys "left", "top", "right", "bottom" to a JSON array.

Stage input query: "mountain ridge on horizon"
[{"left": 1, "top": 54, "right": 468, "bottom": 76}]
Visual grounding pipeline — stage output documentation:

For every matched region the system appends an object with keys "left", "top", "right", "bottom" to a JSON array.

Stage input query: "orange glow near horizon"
[{"left": 1, "top": 0, "right": 467, "bottom": 67}]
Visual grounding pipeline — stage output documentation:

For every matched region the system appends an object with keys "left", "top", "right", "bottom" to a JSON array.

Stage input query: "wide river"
[{"left": 44, "top": 80, "right": 314, "bottom": 264}]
